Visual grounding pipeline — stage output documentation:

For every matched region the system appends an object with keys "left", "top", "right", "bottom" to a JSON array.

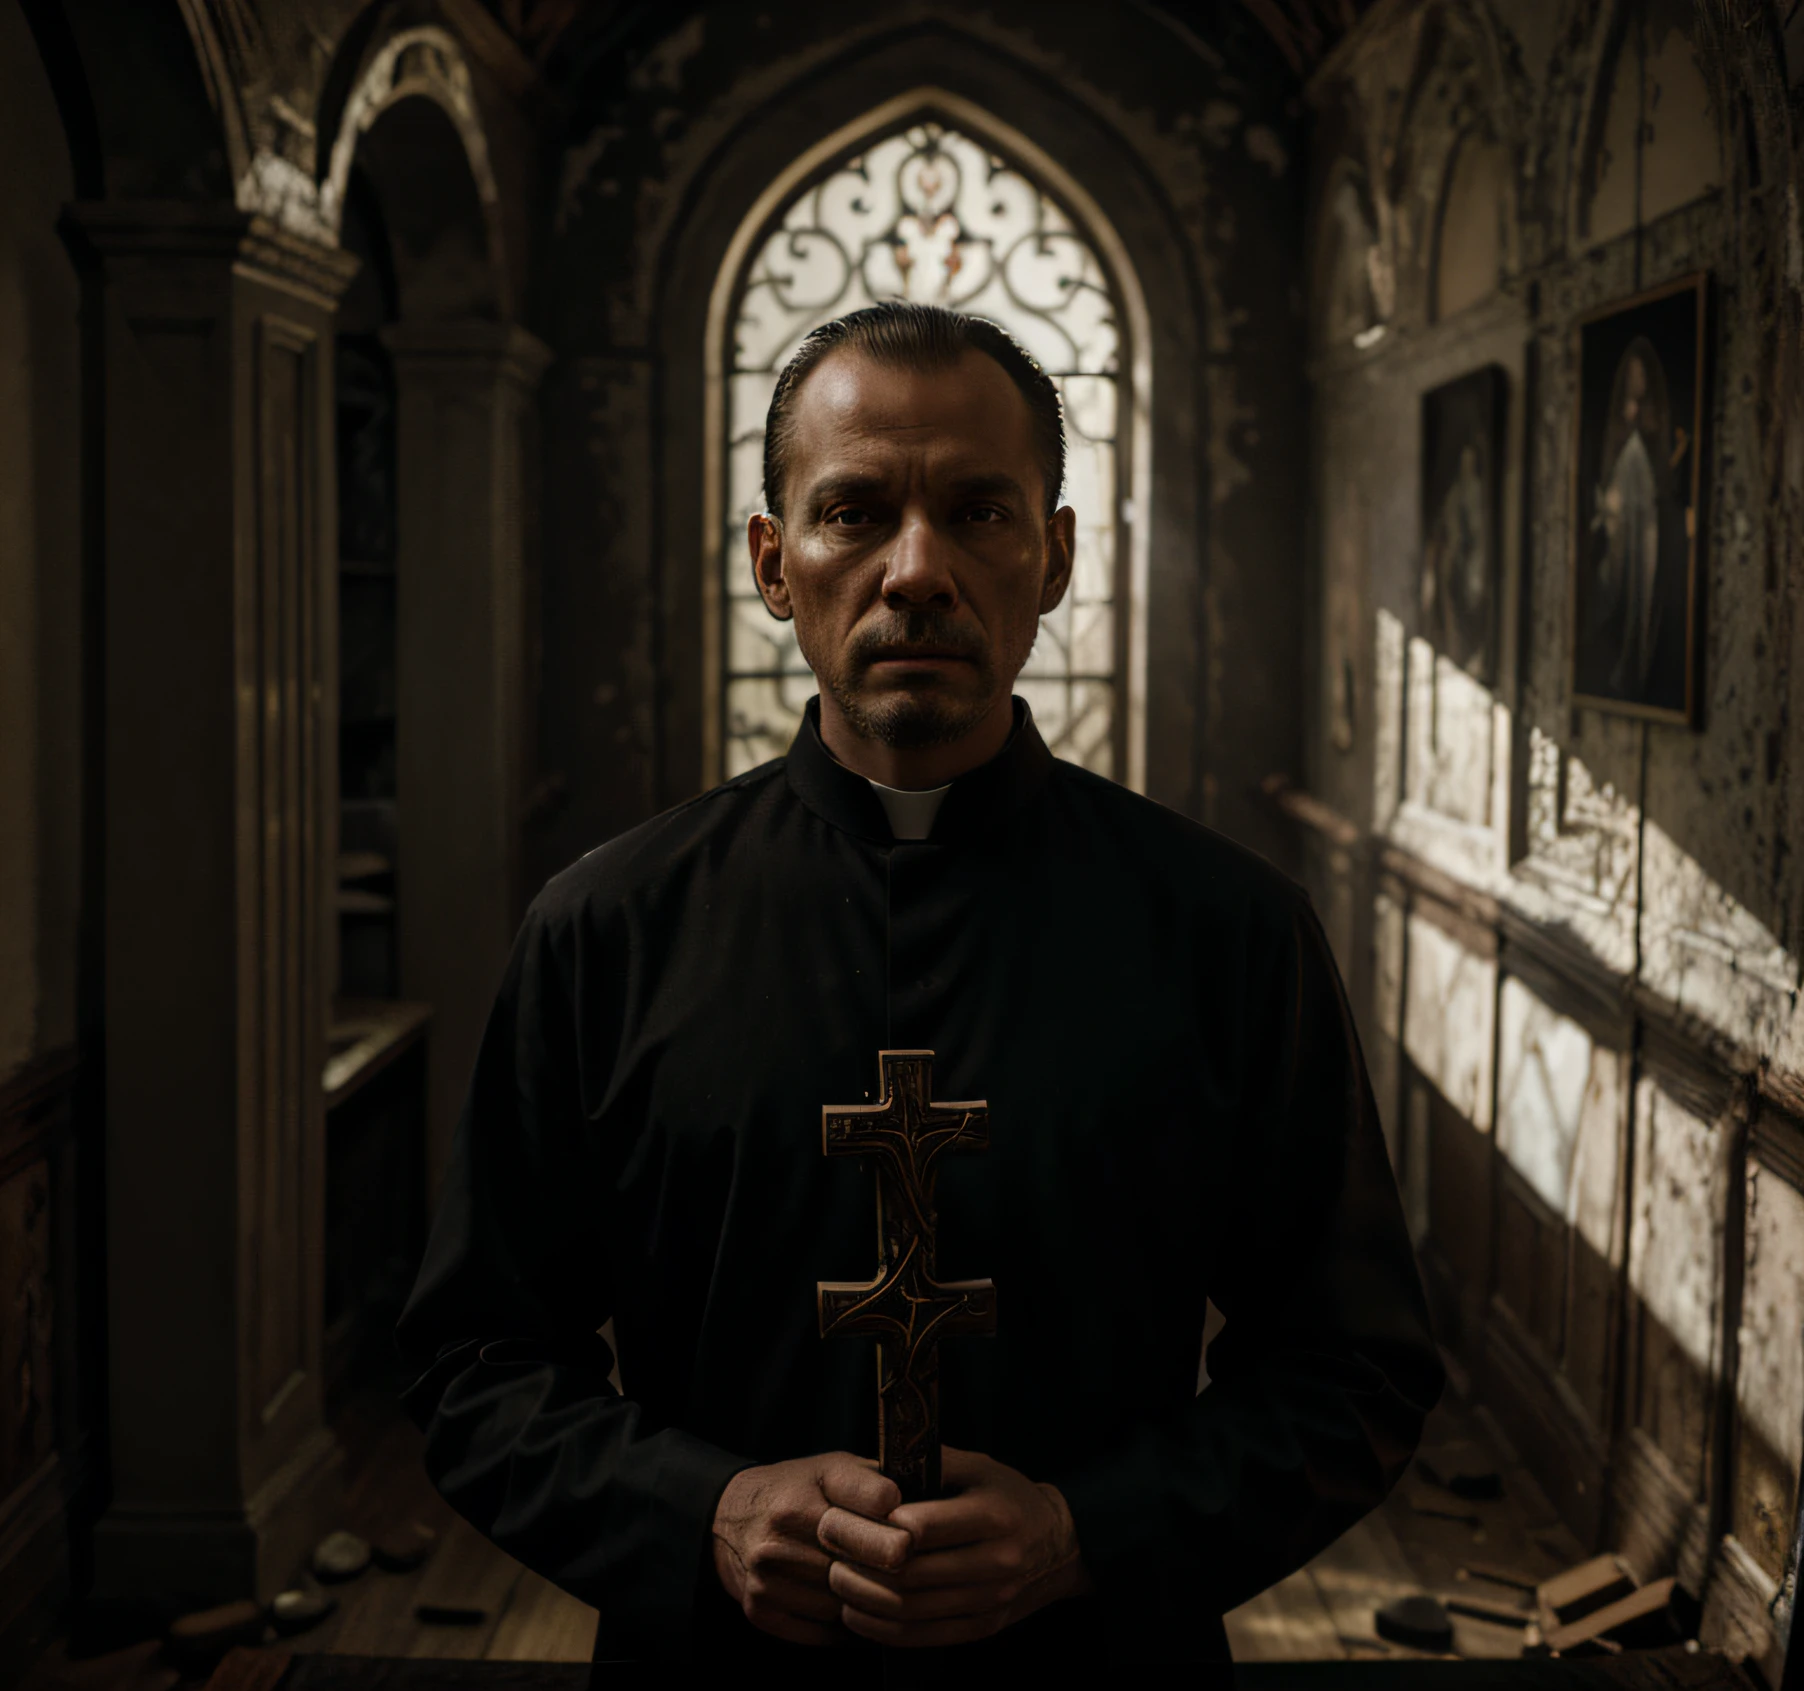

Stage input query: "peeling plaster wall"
[{"left": 1302, "top": 0, "right": 1804, "bottom": 1663}]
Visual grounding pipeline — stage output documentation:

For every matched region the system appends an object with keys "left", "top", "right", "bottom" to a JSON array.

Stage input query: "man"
[{"left": 396, "top": 303, "right": 1442, "bottom": 1671}]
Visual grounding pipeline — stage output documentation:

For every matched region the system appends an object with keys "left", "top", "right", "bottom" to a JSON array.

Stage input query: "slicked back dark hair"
[{"left": 761, "top": 302, "right": 1066, "bottom": 522}]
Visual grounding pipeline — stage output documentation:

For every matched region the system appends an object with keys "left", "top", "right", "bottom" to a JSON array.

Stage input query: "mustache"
[{"left": 848, "top": 612, "right": 986, "bottom": 666}]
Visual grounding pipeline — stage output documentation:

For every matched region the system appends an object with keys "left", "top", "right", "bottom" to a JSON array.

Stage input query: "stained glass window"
[{"left": 723, "top": 120, "right": 1126, "bottom": 777}]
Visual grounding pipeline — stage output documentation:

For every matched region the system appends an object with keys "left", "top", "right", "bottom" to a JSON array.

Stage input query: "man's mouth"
[{"left": 866, "top": 649, "right": 971, "bottom": 667}]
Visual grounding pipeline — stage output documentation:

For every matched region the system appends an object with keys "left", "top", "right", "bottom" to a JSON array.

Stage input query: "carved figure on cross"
[{"left": 817, "top": 1050, "right": 997, "bottom": 1503}]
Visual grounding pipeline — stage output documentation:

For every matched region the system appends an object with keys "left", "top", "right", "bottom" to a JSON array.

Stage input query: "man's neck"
[{"left": 817, "top": 691, "right": 1014, "bottom": 790}]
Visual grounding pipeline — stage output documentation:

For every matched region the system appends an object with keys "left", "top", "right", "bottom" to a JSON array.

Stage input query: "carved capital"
[{"left": 61, "top": 202, "right": 360, "bottom": 308}]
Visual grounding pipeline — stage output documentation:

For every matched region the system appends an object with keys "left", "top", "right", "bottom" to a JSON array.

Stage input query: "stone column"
[
  {"left": 65, "top": 204, "right": 358, "bottom": 1599},
  {"left": 383, "top": 322, "right": 550, "bottom": 1199}
]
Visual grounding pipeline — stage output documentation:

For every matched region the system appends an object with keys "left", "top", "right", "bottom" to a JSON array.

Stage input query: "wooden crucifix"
[{"left": 817, "top": 1050, "right": 996, "bottom": 1503}]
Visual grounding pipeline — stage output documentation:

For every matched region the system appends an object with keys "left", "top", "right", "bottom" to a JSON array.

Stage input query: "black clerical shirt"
[{"left": 396, "top": 698, "right": 1442, "bottom": 1669}]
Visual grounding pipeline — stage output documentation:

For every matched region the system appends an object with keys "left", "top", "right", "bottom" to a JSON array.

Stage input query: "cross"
[{"left": 817, "top": 1050, "right": 996, "bottom": 1503}]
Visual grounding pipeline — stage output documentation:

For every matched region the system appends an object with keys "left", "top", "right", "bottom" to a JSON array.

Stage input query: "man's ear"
[
  {"left": 748, "top": 513, "right": 793, "bottom": 621},
  {"left": 1040, "top": 506, "right": 1077, "bottom": 614}
]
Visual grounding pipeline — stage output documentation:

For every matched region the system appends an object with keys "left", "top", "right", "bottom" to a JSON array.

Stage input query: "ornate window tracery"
[{"left": 722, "top": 120, "right": 1128, "bottom": 777}]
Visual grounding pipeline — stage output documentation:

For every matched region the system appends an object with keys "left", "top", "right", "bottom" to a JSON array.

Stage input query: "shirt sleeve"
[
  {"left": 394, "top": 897, "right": 755, "bottom": 1657},
  {"left": 1051, "top": 891, "right": 1444, "bottom": 1617}
]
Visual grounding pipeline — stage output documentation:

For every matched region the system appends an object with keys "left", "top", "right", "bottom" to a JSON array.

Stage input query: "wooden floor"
[
  {"left": 23, "top": 1373, "right": 1583, "bottom": 1685},
  {"left": 1224, "top": 1384, "right": 1586, "bottom": 1664},
  {"left": 305, "top": 1373, "right": 1582, "bottom": 1668},
  {"left": 280, "top": 1391, "right": 600, "bottom": 1666}
]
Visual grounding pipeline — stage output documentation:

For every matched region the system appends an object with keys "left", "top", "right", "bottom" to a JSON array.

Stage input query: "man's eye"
[
  {"left": 826, "top": 507, "right": 875, "bottom": 525},
  {"left": 964, "top": 505, "right": 1007, "bottom": 523}
]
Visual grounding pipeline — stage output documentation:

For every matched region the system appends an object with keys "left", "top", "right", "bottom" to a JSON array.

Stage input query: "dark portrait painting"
[
  {"left": 1570, "top": 274, "right": 1709, "bottom": 723},
  {"left": 1420, "top": 366, "right": 1504, "bottom": 686}
]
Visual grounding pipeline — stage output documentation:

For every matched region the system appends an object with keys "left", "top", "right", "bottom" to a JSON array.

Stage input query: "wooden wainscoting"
[{"left": 0, "top": 1049, "right": 77, "bottom": 1671}]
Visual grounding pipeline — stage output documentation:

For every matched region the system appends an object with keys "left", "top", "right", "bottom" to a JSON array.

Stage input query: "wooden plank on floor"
[
  {"left": 1225, "top": 1568, "right": 1348, "bottom": 1662},
  {"left": 314, "top": 1554, "right": 438, "bottom": 1659},
  {"left": 1307, "top": 1509, "right": 1440, "bottom": 1659},
  {"left": 484, "top": 1572, "right": 599, "bottom": 1664},
  {"left": 405, "top": 1514, "right": 527, "bottom": 1659}
]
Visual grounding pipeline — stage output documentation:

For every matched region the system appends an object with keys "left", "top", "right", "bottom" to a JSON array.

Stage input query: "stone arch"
[
  {"left": 312, "top": 18, "right": 538, "bottom": 1196},
  {"left": 318, "top": 24, "right": 509, "bottom": 316},
  {"left": 1570, "top": 0, "right": 1725, "bottom": 250},
  {"left": 1429, "top": 130, "right": 1511, "bottom": 321},
  {"left": 615, "top": 23, "right": 1215, "bottom": 819},
  {"left": 1381, "top": 1, "right": 1525, "bottom": 325},
  {"left": 697, "top": 88, "right": 1155, "bottom": 790}
]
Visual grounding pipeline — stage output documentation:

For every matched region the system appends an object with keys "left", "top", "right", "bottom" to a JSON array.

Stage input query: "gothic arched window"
[{"left": 716, "top": 116, "right": 1139, "bottom": 782}]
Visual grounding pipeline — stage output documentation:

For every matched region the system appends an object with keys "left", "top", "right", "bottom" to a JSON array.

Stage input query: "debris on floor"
[
  {"left": 371, "top": 1521, "right": 437, "bottom": 1574},
  {"left": 1375, "top": 1593, "right": 1456, "bottom": 1652},
  {"left": 162, "top": 1600, "right": 265, "bottom": 1676},
  {"left": 311, "top": 1531, "right": 372, "bottom": 1583},
  {"left": 269, "top": 1589, "right": 337, "bottom": 1639}
]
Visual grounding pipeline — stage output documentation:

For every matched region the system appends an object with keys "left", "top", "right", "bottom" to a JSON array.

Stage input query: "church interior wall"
[
  {"left": 1296, "top": 1, "right": 1804, "bottom": 1676},
  {"left": 0, "top": 0, "right": 86, "bottom": 1656}
]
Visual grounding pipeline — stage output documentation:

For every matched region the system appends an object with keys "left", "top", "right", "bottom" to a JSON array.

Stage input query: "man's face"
[{"left": 748, "top": 348, "right": 1075, "bottom": 752}]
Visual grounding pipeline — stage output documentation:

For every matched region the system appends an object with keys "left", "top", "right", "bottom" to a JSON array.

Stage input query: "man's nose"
[{"left": 880, "top": 509, "right": 958, "bottom": 607}]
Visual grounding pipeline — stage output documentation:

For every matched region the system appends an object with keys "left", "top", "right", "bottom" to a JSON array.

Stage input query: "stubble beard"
[
  {"left": 817, "top": 610, "right": 1032, "bottom": 752},
  {"left": 829, "top": 669, "right": 997, "bottom": 750}
]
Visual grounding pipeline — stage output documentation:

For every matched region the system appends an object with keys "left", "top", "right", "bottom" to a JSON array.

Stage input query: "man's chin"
[{"left": 835, "top": 682, "right": 995, "bottom": 752}]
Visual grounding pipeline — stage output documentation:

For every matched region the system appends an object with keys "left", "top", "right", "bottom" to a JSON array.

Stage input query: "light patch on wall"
[
  {"left": 1734, "top": 1165, "right": 1804, "bottom": 1574},
  {"left": 1628, "top": 1078, "right": 1726, "bottom": 1378},
  {"left": 1569, "top": 1046, "right": 1626, "bottom": 1267},
  {"left": 1433, "top": 137, "right": 1506, "bottom": 321},
  {"left": 1512, "top": 742, "right": 1641, "bottom": 978},
  {"left": 1373, "top": 607, "right": 1406, "bottom": 824},
  {"left": 1525, "top": 725, "right": 1561, "bottom": 853},
  {"left": 1639, "top": 818, "right": 1794, "bottom": 1062},
  {"left": 1496, "top": 977, "right": 1593, "bottom": 1213},
  {"left": 1403, "top": 913, "right": 1496, "bottom": 1131},
  {"left": 1405, "top": 637, "right": 1494, "bottom": 827},
  {"left": 1493, "top": 979, "right": 1624, "bottom": 1264}
]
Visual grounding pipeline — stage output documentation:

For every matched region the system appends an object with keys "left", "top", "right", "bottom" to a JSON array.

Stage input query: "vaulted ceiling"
[{"left": 476, "top": 0, "right": 1382, "bottom": 82}]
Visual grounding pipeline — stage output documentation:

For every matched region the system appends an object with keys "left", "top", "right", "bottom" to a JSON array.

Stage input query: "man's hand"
[
  {"left": 712, "top": 1453, "right": 910, "bottom": 1646},
  {"left": 824, "top": 1447, "right": 1094, "bottom": 1647}
]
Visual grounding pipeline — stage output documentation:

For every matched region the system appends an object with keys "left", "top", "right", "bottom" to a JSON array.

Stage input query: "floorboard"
[
  {"left": 483, "top": 1575, "right": 598, "bottom": 1664},
  {"left": 1224, "top": 1568, "right": 1348, "bottom": 1661}
]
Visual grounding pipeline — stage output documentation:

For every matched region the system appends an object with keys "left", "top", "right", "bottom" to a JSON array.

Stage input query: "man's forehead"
[
  {"left": 790, "top": 347, "right": 1030, "bottom": 435},
  {"left": 786, "top": 348, "right": 1035, "bottom": 486}
]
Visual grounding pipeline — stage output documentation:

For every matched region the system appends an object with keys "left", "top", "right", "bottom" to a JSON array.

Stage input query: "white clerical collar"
[{"left": 866, "top": 777, "right": 952, "bottom": 841}]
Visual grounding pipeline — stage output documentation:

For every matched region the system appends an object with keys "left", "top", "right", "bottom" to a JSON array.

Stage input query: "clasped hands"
[{"left": 711, "top": 1447, "right": 1092, "bottom": 1648}]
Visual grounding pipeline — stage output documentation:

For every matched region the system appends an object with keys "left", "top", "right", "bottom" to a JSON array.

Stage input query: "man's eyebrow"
[
  {"left": 803, "top": 473, "right": 892, "bottom": 509},
  {"left": 947, "top": 472, "right": 1030, "bottom": 504}
]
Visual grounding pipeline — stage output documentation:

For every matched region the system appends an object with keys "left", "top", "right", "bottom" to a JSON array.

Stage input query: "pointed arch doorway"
[{"left": 701, "top": 90, "right": 1154, "bottom": 792}]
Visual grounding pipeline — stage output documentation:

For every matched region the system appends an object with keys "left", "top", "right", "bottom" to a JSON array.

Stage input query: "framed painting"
[
  {"left": 1420, "top": 365, "right": 1505, "bottom": 688},
  {"left": 1569, "top": 272, "right": 1710, "bottom": 724}
]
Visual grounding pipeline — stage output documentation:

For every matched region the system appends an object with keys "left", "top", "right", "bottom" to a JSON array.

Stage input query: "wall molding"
[
  {"left": 1751, "top": 1111, "right": 1804, "bottom": 1197},
  {"left": 1480, "top": 1296, "right": 1612, "bottom": 1546},
  {"left": 1700, "top": 1531, "right": 1785, "bottom": 1683},
  {"left": 1613, "top": 1426, "right": 1714, "bottom": 1595},
  {"left": 1265, "top": 778, "right": 1800, "bottom": 1129}
]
